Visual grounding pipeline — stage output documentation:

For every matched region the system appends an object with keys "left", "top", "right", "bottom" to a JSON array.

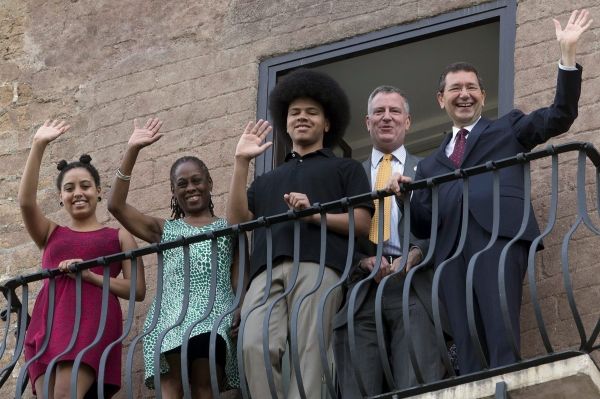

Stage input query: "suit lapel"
[
  {"left": 397, "top": 152, "right": 419, "bottom": 235},
  {"left": 404, "top": 153, "right": 418, "bottom": 179},
  {"left": 461, "top": 117, "right": 490, "bottom": 166},
  {"left": 362, "top": 159, "right": 371, "bottom": 185},
  {"left": 435, "top": 132, "right": 456, "bottom": 169}
]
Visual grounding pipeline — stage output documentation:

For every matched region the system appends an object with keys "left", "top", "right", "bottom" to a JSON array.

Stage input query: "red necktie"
[{"left": 449, "top": 128, "right": 468, "bottom": 168}]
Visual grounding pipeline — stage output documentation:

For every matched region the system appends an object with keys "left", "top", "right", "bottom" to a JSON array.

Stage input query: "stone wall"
[
  {"left": 0, "top": 0, "right": 599, "bottom": 396},
  {"left": 515, "top": 0, "right": 600, "bottom": 360}
]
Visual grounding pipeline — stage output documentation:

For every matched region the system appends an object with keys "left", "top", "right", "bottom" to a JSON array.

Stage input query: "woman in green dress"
[{"left": 107, "top": 118, "right": 242, "bottom": 397}]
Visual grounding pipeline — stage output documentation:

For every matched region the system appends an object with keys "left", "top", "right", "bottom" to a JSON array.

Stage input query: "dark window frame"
[{"left": 255, "top": 0, "right": 516, "bottom": 175}]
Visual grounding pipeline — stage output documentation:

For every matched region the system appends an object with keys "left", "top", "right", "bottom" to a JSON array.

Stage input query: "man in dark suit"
[
  {"left": 332, "top": 86, "right": 446, "bottom": 398},
  {"left": 389, "top": 9, "right": 592, "bottom": 375}
]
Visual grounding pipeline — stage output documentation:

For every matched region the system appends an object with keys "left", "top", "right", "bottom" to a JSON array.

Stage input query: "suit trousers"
[
  {"left": 241, "top": 260, "right": 342, "bottom": 399},
  {"left": 439, "top": 215, "right": 528, "bottom": 375},
  {"left": 333, "top": 275, "right": 445, "bottom": 399}
]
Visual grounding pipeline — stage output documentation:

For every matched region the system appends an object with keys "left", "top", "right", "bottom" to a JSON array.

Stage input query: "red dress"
[{"left": 24, "top": 226, "right": 124, "bottom": 397}]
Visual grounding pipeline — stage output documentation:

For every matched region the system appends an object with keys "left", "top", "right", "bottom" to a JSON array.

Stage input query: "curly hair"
[
  {"left": 268, "top": 68, "right": 350, "bottom": 148},
  {"left": 56, "top": 154, "right": 101, "bottom": 190},
  {"left": 169, "top": 156, "right": 214, "bottom": 219}
]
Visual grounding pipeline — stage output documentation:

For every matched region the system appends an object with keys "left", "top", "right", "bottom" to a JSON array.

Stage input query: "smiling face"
[
  {"left": 437, "top": 70, "right": 486, "bottom": 127},
  {"left": 171, "top": 160, "right": 212, "bottom": 217},
  {"left": 366, "top": 92, "right": 411, "bottom": 153},
  {"left": 286, "top": 97, "right": 330, "bottom": 153},
  {"left": 59, "top": 168, "right": 101, "bottom": 219}
]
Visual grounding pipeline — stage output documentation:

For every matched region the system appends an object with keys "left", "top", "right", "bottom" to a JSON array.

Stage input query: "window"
[{"left": 256, "top": 0, "right": 516, "bottom": 173}]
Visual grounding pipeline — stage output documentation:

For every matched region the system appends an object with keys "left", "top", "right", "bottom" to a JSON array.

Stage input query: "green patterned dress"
[{"left": 142, "top": 218, "right": 239, "bottom": 389}]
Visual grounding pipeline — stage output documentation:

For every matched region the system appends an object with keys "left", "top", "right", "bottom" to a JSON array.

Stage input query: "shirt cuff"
[{"left": 558, "top": 61, "right": 578, "bottom": 71}]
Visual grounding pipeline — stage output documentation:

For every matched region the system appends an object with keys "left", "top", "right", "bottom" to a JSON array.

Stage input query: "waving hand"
[
  {"left": 554, "top": 9, "right": 593, "bottom": 67},
  {"left": 34, "top": 120, "right": 71, "bottom": 144},
  {"left": 235, "top": 119, "right": 273, "bottom": 160},
  {"left": 128, "top": 118, "right": 163, "bottom": 150}
]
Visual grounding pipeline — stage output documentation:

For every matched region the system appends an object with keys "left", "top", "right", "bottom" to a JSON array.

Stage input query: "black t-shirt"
[{"left": 247, "top": 148, "right": 373, "bottom": 279}]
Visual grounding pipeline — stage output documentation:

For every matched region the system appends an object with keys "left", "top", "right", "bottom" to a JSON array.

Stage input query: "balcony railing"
[{"left": 1, "top": 141, "right": 599, "bottom": 398}]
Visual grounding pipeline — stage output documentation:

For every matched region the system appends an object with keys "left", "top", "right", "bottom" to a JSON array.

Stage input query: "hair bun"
[
  {"left": 56, "top": 160, "right": 68, "bottom": 171},
  {"left": 79, "top": 154, "right": 92, "bottom": 164}
]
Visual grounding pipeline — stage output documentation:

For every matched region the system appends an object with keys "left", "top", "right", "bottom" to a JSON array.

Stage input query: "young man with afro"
[{"left": 227, "top": 68, "right": 373, "bottom": 398}]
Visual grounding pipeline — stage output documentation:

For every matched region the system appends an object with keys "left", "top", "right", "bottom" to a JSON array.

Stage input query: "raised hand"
[
  {"left": 554, "top": 9, "right": 593, "bottom": 66},
  {"left": 33, "top": 120, "right": 70, "bottom": 144},
  {"left": 127, "top": 118, "right": 163, "bottom": 149},
  {"left": 235, "top": 120, "right": 273, "bottom": 161}
]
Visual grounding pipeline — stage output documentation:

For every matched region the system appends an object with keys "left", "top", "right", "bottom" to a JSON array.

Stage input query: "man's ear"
[
  {"left": 324, "top": 118, "right": 330, "bottom": 133},
  {"left": 436, "top": 92, "right": 445, "bottom": 109}
]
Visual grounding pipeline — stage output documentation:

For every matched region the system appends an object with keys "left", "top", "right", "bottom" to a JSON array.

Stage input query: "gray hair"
[{"left": 367, "top": 85, "right": 410, "bottom": 115}]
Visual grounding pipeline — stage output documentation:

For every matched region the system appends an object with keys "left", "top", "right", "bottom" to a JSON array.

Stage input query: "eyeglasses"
[{"left": 443, "top": 85, "right": 482, "bottom": 94}]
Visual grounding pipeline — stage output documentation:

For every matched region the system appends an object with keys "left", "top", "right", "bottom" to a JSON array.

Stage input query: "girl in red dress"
[{"left": 18, "top": 120, "right": 146, "bottom": 398}]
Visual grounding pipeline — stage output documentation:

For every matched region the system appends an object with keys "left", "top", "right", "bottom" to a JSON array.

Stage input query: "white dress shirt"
[{"left": 444, "top": 117, "right": 479, "bottom": 157}]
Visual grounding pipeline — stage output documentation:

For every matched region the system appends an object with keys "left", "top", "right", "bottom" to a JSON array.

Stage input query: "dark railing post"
[
  {"left": 498, "top": 158, "right": 531, "bottom": 362},
  {"left": 42, "top": 272, "right": 83, "bottom": 399},
  {"left": 70, "top": 259, "right": 112, "bottom": 395},
  {"left": 495, "top": 380, "right": 509, "bottom": 398},
  {"left": 125, "top": 246, "right": 165, "bottom": 398},
  {"left": 98, "top": 254, "right": 139, "bottom": 398},
  {"left": 431, "top": 176, "right": 469, "bottom": 376},
  {"left": 347, "top": 194, "right": 385, "bottom": 397},
  {"left": 181, "top": 236, "right": 221, "bottom": 398},
  {"left": 290, "top": 208, "right": 327, "bottom": 399},
  {"left": 15, "top": 280, "right": 52, "bottom": 399},
  {"left": 317, "top": 204, "right": 355, "bottom": 398},
  {"left": 262, "top": 217, "right": 301, "bottom": 398},
  {"left": 237, "top": 218, "right": 275, "bottom": 399},
  {"left": 527, "top": 151, "right": 559, "bottom": 354},
  {"left": 153, "top": 240, "right": 191, "bottom": 397}
]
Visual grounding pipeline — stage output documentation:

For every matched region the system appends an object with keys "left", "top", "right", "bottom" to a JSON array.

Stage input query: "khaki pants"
[{"left": 241, "top": 260, "right": 342, "bottom": 399}]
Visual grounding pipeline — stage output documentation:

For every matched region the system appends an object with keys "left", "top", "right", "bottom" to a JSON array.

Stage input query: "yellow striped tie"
[{"left": 369, "top": 154, "right": 392, "bottom": 244}]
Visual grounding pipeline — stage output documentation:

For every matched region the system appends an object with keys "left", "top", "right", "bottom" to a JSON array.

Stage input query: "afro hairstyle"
[{"left": 268, "top": 68, "right": 350, "bottom": 148}]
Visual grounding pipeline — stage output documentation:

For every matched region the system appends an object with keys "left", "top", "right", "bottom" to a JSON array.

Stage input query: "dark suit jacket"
[
  {"left": 411, "top": 65, "right": 583, "bottom": 265},
  {"left": 333, "top": 150, "right": 435, "bottom": 329}
]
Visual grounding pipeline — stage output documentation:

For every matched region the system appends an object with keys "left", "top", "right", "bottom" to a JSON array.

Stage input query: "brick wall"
[
  {"left": 0, "top": 0, "right": 599, "bottom": 396},
  {"left": 515, "top": 0, "right": 600, "bottom": 360}
]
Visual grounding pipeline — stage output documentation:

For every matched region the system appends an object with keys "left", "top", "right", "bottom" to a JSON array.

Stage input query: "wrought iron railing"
[{"left": 0, "top": 141, "right": 599, "bottom": 398}]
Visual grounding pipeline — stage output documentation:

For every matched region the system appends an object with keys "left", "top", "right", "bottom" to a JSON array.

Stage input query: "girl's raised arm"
[{"left": 17, "top": 120, "right": 70, "bottom": 248}]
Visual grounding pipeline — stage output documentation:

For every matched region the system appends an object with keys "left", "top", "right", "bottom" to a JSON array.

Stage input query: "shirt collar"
[
  {"left": 284, "top": 147, "right": 334, "bottom": 162},
  {"left": 371, "top": 145, "right": 406, "bottom": 168},
  {"left": 451, "top": 116, "right": 481, "bottom": 139}
]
